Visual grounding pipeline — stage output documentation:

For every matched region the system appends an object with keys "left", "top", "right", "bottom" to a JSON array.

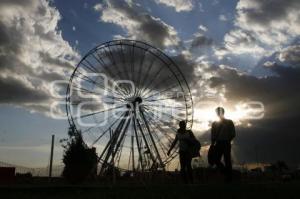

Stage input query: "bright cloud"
[
  {"left": 154, "top": 0, "right": 194, "bottom": 12},
  {"left": 221, "top": 0, "right": 300, "bottom": 60}
]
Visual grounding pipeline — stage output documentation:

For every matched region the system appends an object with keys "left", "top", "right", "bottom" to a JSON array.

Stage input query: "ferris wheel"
[{"left": 66, "top": 40, "right": 193, "bottom": 173}]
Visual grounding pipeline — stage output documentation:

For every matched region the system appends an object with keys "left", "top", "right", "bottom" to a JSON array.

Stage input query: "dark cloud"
[
  {"left": 0, "top": 20, "right": 24, "bottom": 58},
  {"left": 39, "top": 52, "right": 74, "bottom": 70},
  {"left": 0, "top": 0, "right": 36, "bottom": 8},
  {"left": 238, "top": 0, "right": 300, "bottom": 26},
  {"left": 279, "top": 45, "right": 300, "bottom": 66},
  {"left": 99, "top": 0, "right": 179, "bottom": 49},
  {"left": 171, "top": 53, "right": 196, "bottom": 82},
  {"left": 0, "top": 76, "right": 49, "bottom": 104},
  {"left": 190, "top": 34, "right": 213, "bottom": 49},
  {"left": 0, "top": 0, "right": 79, "bottom": 115}
]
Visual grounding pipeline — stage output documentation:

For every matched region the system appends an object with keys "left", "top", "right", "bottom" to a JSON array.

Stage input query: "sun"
[{"left": 192, "top": 103, "right": 250, "bottom": 132}]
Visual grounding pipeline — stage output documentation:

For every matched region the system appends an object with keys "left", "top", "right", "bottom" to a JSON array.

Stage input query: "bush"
[{"left": 61, "top": 126, "right": 98, "bottom": 183}]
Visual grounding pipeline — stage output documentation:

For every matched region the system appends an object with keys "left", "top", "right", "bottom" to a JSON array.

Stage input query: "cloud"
[
  {"left": 278, "top": 45, "right": 300, "bottom": 66},
  {"left": 0, "top": 0, "right": 80, "bottom": 115},
  {"left": 93, "top": 3, "right": 103, "bottom": 11},
  {"left": 232, "top": 0, "right": 300, "bottom": 50},
  {"left": 96, "top": 0, "right": 180, "bottom": 49},
  {"left": 154, "top": 0, "right": 194, "bottom": 12},
  {"left": 224, "top": 29, "right": 265, "bottom": 55},
  {"left": 198, "top": 25, "right": 207, "bottom": 32},
  {"left": 190, "top": 33, "right": 213, "bottom": 49},
  {"left": 219, "top": 14, "right": 228, "bottom": 21}
]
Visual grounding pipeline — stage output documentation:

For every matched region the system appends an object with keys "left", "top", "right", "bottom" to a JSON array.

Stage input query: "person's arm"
[
  {"left": 230, "top": 120, "right": 236, "bottom": 141},
  {"left": 211, "top": 122, "right": 216, "bottom": 145},
  {"left": 167, "top": 135, "right": 178, "bottom": 156}
]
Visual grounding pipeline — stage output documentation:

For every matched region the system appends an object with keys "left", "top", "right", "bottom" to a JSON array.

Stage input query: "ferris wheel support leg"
[
  {"left": 135, "top": 112, "right": 157, "bottom": 167},
  {"left": 98, "top": 112, "right": 129, "bottom": 176},
  {"left": 133, "top": 114, "right": 144, "bottom": 172},
  {"left": 139, "top": 107, "right": 165, "bottom": 170},
  {"left": 109, "top": 116, "right": 131, "bottom": 166},
  {"left": 131, "top": 134, "right": 135, "bottom": 172}
]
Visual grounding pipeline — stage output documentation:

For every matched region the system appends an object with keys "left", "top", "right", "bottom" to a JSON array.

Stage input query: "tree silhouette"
[{"left": 61, "top": 126, "right": 98, "bottom": 183}]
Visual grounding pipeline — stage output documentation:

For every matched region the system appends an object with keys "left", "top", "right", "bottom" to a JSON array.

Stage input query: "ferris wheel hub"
[{"left": 126, "top": 96, "right": 143, "bottom": 109}]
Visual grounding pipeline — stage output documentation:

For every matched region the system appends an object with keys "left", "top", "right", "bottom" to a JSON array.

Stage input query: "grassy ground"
[{"left": 1, "top": 181, "right": 300, "bottom": 199}]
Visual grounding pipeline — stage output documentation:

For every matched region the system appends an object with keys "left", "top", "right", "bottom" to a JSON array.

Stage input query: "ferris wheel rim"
[{"left": 65, "top": 39, "right": 194, "bottom": 171}]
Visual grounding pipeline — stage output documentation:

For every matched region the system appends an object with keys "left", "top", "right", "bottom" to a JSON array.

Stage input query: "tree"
[{"left": 61, "top": 126, "right": 98, "bottom": 183}]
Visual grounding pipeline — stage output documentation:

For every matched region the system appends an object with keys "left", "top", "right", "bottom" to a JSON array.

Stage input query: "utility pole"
[{"left": 49, "top": 134, "right": 55, "bottom": 178}]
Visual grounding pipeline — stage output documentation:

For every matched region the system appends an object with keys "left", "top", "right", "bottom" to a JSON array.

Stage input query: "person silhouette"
[
  {"left": 167, "top": 120, "right": 195, "bottom": 183},
  {"left": 211, "top": 107, "right": 236, "bottom": 182}
]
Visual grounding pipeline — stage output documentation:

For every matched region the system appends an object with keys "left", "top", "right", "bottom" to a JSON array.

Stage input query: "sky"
[{"left": 0, "top": 0, "right": 300, "bottom": 168}]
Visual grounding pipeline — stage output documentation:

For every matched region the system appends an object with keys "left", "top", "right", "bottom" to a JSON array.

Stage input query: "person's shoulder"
[
  {"left": 187, "top": 129, "right": 194, "bottom": 135},
  {"left": 225, "top": 119, "right": 234, "bottom": 125},
  {"left": 212, "top": 121, "right": 218, "bottom": 126}
]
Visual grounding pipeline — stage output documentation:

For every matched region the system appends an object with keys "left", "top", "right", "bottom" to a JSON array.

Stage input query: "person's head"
[
  {"left": 215, "top": 107, "right": 225, "bottom": 119},
  {"left": 179, "top": 120, "right": 186, "bottom": 129}
]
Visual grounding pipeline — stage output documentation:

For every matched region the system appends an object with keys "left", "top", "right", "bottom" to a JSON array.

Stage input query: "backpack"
[{"left": 187, "top": 130, "right": 201, "bottom": 158}]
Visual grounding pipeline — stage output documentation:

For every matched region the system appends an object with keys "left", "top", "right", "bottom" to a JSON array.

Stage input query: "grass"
[{"left": 1, "top": 181, "right": 300, "bottom": 199}]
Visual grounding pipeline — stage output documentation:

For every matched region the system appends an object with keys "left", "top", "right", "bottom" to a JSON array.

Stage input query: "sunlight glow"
[{"left": 192, "top": 103, "right": 256, "bottom": 133}]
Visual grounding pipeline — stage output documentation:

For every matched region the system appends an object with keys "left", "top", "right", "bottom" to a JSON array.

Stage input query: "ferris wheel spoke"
[
  {"left": 142, "top": 112, "right": 169, "bottom": 156},
  {"left": 105, "top": 45, "right": 124, "bottom": 80},
  {"left": 143, "top": 95, "right": 184, "bottom": 102},
  {"left": 90, "top": 53, "right": 130, "bottom": 97},
  {"left": 94, "top": 46, "right": 128, "bottom": 95},
  {"left": 108, "top": 44, "right": 132, "bottom": 94},
  {"left": 119, "top": 43, "right": 130, "bottom": 82},
  {"left": 150, "top": 126, "right": 168, "bottom": 158},
  {"left": 143, "top": 103, "right": 186, "bottom": 111},
  {"left": 130, "top": 43, "right": 136, "bottom": 88},
  {"left": 140, "top": 60, "right": 185, "bottom": 97},
  {"left": 70, "top": 88, "right": 125, "bottom": 106},
  {"left": 139, "top": 65, "right": 165, "bottom": 97},
  {"left": 75, "top": 105, "right": 124, "bottom": 119},
  {"left": 108, "top": 45, "right": 132, "bottom": 97},
  {"left": 82, "top": 111, "right": 122, "bottom": 135},
  {"left": 92, "top": 111, "right": 127, "bottom": 145},
  {"left": 143, "top": 108, "right": 177, "bottom": 135},
  {"left": 142, "top": 76, "right": 177, "bottom": 99},
  {"left": 137, "top": 54, "right": 157, "bottom": 96},
  {"left": 136, "top": 47, "right": 148, "bottom": 93},
  {"left": 143, "top": 109, "right": 176, "bottom": 143},
  {"left": 116, "top": 43, "right": 132, "bottom": 94},
  {"left": 142, "top": 114, "right": 179, "bottom": 160},
  {"left": 72, "top": 71, "right": 126, "bottom": 99},
  {"left": 80, "top": 60, "right": 99, "bottom": 74},
  {"left": 143, "top": 105, "right": 181, "bottom": 123},
  {"left": 72, "top": 85, "right": 125, "bottom": 103},
  {"left": 92, "top": 50, "right": 130, "bottom": 97},
  {"left": 71, "top": 84, "right": 101, "bottom": 95}
]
